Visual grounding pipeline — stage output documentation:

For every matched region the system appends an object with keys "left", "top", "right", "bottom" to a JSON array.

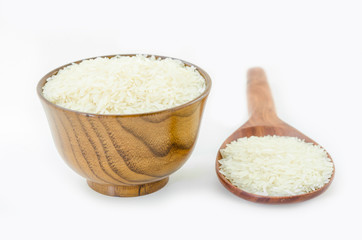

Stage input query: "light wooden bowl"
[{"left": 37, "top": 54, "right": 211, "bottom": 197}]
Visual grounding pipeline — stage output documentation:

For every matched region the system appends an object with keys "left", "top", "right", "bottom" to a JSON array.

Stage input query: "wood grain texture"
[
  {"left": 216, "top": 67, "right": 335, "bottom": 204},
  {"left": 38, "top": 54, "right": 211, "bottom": 197}
]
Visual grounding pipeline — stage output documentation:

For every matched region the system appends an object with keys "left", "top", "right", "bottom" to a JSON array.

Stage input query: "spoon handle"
[{"left": 247, "top": 68, "right": 278, "bottom": 123}]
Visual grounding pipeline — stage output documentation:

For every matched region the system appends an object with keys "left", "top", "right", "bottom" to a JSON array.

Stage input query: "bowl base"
[{"left": 87, "top": 178, "right": 169, "bottom": 197}]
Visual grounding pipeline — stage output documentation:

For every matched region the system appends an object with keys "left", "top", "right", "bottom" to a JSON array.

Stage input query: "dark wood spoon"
[{"left": 215, "top": 68, "right": 335, "bottom": 204}]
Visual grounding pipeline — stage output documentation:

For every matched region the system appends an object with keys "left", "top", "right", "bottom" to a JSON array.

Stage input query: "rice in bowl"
[{"left": 43, "top": 55, "right": 206, "bottom": 114}]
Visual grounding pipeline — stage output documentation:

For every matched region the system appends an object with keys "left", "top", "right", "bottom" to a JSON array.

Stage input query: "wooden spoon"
[{"left": 215, "top": 68, "right": 335, "bottom": 204}]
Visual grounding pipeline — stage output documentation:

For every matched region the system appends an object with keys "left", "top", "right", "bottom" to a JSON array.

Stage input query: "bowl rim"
[{"left": 37, "top": 54, "right": 212, "bottom": 117}]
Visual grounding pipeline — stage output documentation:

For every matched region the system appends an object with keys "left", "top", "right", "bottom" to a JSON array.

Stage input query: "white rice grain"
[
  {"left": 43, "top": 55, "right": 206, "bottom": 114},
  {"left": 218, "top": 135, "right": 334, "bottom": 196}
]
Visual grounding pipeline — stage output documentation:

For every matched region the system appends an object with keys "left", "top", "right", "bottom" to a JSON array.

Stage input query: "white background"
[{"left": 1, "top": 0, "right": 361, "bottom": 239}]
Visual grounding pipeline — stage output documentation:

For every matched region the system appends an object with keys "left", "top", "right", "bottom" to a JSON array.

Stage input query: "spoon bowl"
[{"left": 216, "top": 68, "right": 335, "bottom": 204}]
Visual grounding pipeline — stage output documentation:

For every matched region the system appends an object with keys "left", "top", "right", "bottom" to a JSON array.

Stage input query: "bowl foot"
[{"left": 87, "top": 178, "right": 169, "bottom": 197}]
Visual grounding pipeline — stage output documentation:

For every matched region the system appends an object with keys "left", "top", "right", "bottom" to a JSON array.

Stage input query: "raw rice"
[
  {"left": 43, "top": 55, "right": 206, "bottom": 114},
  {"left": 218, "top": 135, "right": 334, "bottom": 196}
]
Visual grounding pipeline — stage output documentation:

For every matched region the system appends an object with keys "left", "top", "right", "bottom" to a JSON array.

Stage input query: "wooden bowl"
[{"left": 37, "top": 54, "right": 211, "bottom": 197}]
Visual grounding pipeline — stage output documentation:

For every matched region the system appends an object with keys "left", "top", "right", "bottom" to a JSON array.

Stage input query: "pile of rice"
[
  {"left": 218, "top": 135, "right": 334, "bottom": 196},
  {"left": 43, "top": 55, "right": 206, "bottom": 114}
]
